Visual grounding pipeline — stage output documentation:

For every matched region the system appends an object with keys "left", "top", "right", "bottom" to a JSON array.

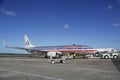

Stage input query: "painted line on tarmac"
[{"left": 0, "top": 69, "right": 63, "bottom": 80}]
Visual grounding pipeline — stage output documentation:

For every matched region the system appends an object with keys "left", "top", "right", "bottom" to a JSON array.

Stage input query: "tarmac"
[{"left": 0, "top": 57, "right": 120, "bottom": 80}]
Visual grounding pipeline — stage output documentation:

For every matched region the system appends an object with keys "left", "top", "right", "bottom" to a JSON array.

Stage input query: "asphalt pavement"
[{"left": 0, "top": 57, "right": 120, "bottom": 80}]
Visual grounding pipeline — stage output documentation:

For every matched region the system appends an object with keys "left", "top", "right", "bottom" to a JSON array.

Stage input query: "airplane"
[{"left": 4, "top": 35, "right": 97, "bottom": 58}]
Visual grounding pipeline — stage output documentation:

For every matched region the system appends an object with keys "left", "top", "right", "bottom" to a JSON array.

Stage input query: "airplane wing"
[
  {"left": 4, "top": 44, "right": 46, "bottom": 52},
  {"left": 2, "top": 36, "right": 47, "bottom": 53},
  {"left": 3, "top": 35, "right": 61, "bottom": 57},
  {"left": 4, "top": 43, "right": 47, "bottom": 53},
  {"left": 5, "top": 45, "right": 27, "bottom": 50},
  {"left": 2, "top": 40, "right": 26, "bottom": 50}
]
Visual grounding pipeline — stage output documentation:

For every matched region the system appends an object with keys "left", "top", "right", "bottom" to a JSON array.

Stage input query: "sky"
[{"left": 0, "top": 0, "right": 120, "bottom": 53}]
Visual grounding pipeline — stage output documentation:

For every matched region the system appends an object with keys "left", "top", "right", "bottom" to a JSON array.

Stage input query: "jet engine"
[{"left": 47, "top": 52, "right": 62, "bottom": 57}]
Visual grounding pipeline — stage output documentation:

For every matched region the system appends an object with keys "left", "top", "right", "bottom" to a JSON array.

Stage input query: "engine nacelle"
[
  {"left": 47, "top": 52, "right": 57, "bottom": 57},
  {"left": 47, "top": 52, "right": 62, "bottom": 57}
]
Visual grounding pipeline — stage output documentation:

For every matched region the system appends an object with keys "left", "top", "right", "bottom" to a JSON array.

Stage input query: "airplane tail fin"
[{"left": 24, "top": 35, "right": 34, "bottom": 48}]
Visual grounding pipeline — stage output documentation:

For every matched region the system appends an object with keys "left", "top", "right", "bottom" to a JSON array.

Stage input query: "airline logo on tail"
[
  {"left": 25, "top": 40, "right": 30, "bottom": 47},
  {"left": 24, "top": 35, "right": 34, "bottom": 48}
]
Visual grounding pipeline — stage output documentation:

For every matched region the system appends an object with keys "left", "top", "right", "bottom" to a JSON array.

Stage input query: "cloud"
[
  {"left": 107, "top": 5, "right": 113, "bottom": 10},
  {"left": 105, "top": 1, "right": 120, "bottom": 11},
  {"left": 113, "top": 23, "right": 120, "bottom": 27},
  {"left": 64, "top": 24, "right": 70, "bottom": 29},
  {"left": 0, "top": 8, "right": 16, "bottom": 16}
]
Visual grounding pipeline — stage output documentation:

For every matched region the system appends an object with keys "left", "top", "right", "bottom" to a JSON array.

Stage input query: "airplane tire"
[
  {"left": 104, "top": 55, "right": 109, "bottom": 59},
  {"left": 60, "top": 60, "right": 62, "bottom": 63},
  {"left": 60, "top": 60, "right": 65, "bottom": 63},
  {"left": 51, "top": 60, "right": 55, "bottom": 64},
  {"left": 62, "top": 60, "right": 65, "bottom": 63},
  {"left": 113, "top": 55, "right": 118, "bottom": 59}
]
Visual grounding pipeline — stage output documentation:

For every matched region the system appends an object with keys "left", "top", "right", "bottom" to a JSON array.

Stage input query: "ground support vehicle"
[{"left": 101, "top": 53, "right": 119, "bottom": 59}]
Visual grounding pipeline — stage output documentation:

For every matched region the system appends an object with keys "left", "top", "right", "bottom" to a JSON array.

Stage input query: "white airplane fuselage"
[{"left": 5, "top": 35, "right": 97, "bottom": 57}]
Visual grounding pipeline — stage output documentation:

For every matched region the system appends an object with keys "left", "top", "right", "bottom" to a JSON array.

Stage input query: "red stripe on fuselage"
[{"left": 48, "top": 49, "right": 97, "bottom": 53}]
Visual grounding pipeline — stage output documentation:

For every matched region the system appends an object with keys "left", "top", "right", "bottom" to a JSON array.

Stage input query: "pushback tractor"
[{"left": 101, "top": 52, "right": 119, "bottom": 59}]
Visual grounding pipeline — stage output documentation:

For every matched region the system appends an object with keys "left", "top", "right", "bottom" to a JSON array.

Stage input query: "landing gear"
[
  {"left": 104, "top": 55, "right": 109, "bottom": 59},
  {"left": 45, "top": 53, "right": 48, "bottom": 58}
]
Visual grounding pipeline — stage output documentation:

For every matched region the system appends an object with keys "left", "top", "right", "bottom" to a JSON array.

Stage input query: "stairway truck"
[{"left": 101, "top": 53, "right": 119, "bottom": 59}]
